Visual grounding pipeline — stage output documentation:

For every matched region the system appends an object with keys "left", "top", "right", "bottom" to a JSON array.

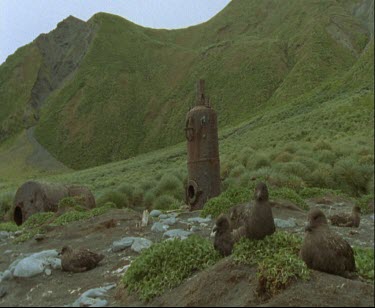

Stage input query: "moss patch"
[
  {"left": 233, "top": 232, "right": 310, "bottom": 296},
  {"left": 123, "top": 236, "right": 220, "bottom": 301}
]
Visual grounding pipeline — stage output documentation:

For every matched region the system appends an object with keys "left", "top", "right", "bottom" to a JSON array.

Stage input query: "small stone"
[
  {"left": 4, "top": 250, "right": 12, "bottom": 255},
  {"left": 200, "top": 223, "right": 208, "bottom": 228},
  {"left": 131, "top": 238, "right": 153, "bottom": 253},
  {"left": 45, "top": 268, "right": 52, "bottom": 276},
  {"left": 159, "top": 214, "right": 168, "bottom": 219},
  {"left": 111, "top": 237, "right": 136, "bottom": 252},
  {"left": 150, "top": 210, "right": 162, "bottom": 217},
  {"left": 151, "top": 222, "right": 169, "bottom": 232},
  {"left": 274, "top": 218, "right": 297, "bottom": 229},
  {"left": 163, "top": 229, "right": 192, "bottom": 240}
]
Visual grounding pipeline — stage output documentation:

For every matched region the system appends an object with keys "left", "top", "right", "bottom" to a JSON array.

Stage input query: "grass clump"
[
  {"left": 97, "top": 190, "right": 129, "bottom": 208},
  {"left": 201, "top": 196, "right": 232, "bottom": 218},
  {"left": 23, "top": 212, "right": 54, "bottom": 229},
  {"left": 298, "top": 187, "right": 343, "bottom": 199},
  {"left": 0, "top": 191, "right": 13, "bottom": 220},
  {"left": 270, "top": 188, "right": 308, "bottom": 210},
  {"left": 153, "top": 195, "right": 180, "bottom": 211},
  {"left": 123, "top": 235, "right": 220, "bottom": 301},
  {"left": 58, "top": 196, "right": 86, "bottom": 212},
  {"left": 0, "top": 221, "right": 20, "bottom": 232},
  {"left": 354, "top": 247, "right": 374, "bottom": 281},
  {"left": 356, "top": 194, "right": 374, "bottom": 214},
  {"left": 233, "top": 232, "right": 310, "bottom": 296}
]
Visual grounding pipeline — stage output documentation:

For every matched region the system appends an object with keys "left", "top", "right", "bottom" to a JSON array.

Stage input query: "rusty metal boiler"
[{"left": 185, "top": 80, "right": 221, "bottom": 211}]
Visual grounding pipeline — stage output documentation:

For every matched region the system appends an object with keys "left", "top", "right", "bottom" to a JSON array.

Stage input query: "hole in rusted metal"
[{"left": 14, "top": 206, "right": 23, "bottom": 226}]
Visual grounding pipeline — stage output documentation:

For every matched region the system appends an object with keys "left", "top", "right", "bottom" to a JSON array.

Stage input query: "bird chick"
[{"left": 213, "top": 214, "right": 234, "bottom": 257}]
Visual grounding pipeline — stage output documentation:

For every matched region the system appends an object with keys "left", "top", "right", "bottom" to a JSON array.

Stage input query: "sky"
[{"left": 0, "top": 0, "right": 231, "bottom": 64}]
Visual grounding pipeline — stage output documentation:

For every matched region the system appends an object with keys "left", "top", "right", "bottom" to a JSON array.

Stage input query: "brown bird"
[
  {"left": 59, "top": 246, "right": 105, "bottom": 273},
  {"left": 232, "top": 182, "right": 275, "bottom": 241},
  {"left": 213, "top": 214, "right": 234, "bottom": 257},
  {"left": 329, "top": 205, "right": 361, "bottom": 228},
  {"left": 228, "top": 203, "right": 252, "bottom": 230},
  {"left": 300, "top": 208, "right": 356, "bottom": 278}
]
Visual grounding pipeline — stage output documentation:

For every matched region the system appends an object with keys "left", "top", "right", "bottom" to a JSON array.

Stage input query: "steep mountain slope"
[{"left": 0, "top": 0, "right": 373, "bottom": 170}]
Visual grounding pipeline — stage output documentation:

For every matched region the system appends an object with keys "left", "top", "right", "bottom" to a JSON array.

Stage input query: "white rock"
[
  {"left": 45, "top": 268, "right": 52, "bottom": 276},
  {"left": 141, "top": 210, "right": 149, "bottom": 227}
]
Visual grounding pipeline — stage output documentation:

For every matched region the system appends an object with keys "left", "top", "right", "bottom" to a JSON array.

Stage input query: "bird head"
[
  {"left": 254, "top": 182, "right": 269, "bottom": 202},
  {"left": 305, "top": 208, "right": 328, "bottom": 232}
]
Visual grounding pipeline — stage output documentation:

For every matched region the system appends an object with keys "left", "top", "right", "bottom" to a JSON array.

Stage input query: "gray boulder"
[{"left": 150, "top": 210, "right": 162, "bottom": 217}]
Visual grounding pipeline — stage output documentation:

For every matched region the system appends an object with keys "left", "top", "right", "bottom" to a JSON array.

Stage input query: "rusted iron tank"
[
  {"left": 185, "top": 80, "right": 221, "bottom": 211},
  {"left": 13, "top": 181, "right": 96, "bottom": 225}
]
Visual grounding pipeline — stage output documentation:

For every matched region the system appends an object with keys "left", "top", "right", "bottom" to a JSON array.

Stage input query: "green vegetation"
[
  {"left": 354, "top": 247, "right": 374, "bottom": 281},
  {"left": 0, "top": 191, "right": 13, "bottom": 220},
  {"left": 22, "top": 212, "right": 54, "bottom": 229},
  {"left": 356, "top": 194, "right": 374, "bottom": 214},
  {"left": 233, "top": 232, "right": 310, "bottom": 296},
  {"left": 123, "top": 236, "right": 220, "bottom": 301},
  {"left": 0, "top": 222, "right": 20, "bottom": 232},
  {"left": 270, "top": 188, "right": 308, "bottom": 210}
]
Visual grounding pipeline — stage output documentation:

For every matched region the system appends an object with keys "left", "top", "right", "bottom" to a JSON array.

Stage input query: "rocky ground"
[{"left": 0, "top": 196, "right": 374, "bottom": 307}]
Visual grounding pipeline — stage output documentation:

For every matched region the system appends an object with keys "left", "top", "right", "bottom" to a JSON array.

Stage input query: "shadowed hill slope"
[{"left": 0, "top": 0, "right": 373, "bottom": 170}]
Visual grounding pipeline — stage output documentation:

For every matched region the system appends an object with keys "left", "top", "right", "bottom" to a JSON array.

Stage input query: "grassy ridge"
[{"left": 30, "top": 0, "right": 373, "bottom": 169}]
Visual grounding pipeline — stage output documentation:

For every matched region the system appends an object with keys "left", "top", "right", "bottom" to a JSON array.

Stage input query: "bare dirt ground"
[{"left": 0, "top": 198, "right": 374, "bottom": 307}]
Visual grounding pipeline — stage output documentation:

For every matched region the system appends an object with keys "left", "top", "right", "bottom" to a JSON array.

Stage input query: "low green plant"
[
  {"left": 0, "top": 221, "right": 20, "bottom": 232},
  {"left": 200, "top": 196, "right": 232, "bottom": 218},
  {"left": 298, "top": 187, "right": 343, "bottom": 199},
  {"left": 233, "top": 232, "right": 310, "bottom": 296},
  {"left": 23, "top": 212, "right": 54, "bottom": 229},
  {"left": 354, "top": 247, "right": 374, "bottom": 281},
  {"left": 58, "top": 197, "right": 86, "bottom": 212},
  {"left": 153, "top": 194, "right": 180, "bottom": 211},
  {"left": 356, "top": 194, "right": 374, "bottom": 214},
  {"left": 270, "top": 187, "right": 308, "bottom": 210},
  {"left": 0, "top": 191, "right": 14, "bottom": 220},
  {"left": 97, "top": 190, "right": 129, "bottom": 208},
  {"left": 123, "top": 236, "right": 220, "bottom": 301}
]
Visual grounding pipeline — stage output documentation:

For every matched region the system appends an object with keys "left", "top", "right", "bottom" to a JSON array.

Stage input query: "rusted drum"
[
  {"left": 185, "top": 80, "right": 221, "bottom": 211},
  {"left": 13, "top": 181, "right": 96, "bottom": 225}
]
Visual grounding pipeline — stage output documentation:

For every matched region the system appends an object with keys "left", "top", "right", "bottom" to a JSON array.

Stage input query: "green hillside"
[{"left": 0, "top": 0, "right": 371, "bottom": 169}]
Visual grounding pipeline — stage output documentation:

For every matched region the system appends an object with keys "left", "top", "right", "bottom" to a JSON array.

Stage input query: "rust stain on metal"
[
  {"left": 13, "top": 181, "right": 96, "bottom": 225},
  {"left": 185, "top": 80, "right": 221, "bottom": 211}
]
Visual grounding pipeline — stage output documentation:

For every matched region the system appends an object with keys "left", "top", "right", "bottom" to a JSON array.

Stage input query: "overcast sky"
[{"left": 0, "top": 0, "right": 231, "bottom": 64}]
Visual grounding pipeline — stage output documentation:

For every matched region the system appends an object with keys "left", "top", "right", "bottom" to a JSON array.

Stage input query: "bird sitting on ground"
[
  {"left": 231, "top": 182, "right": 276, "bottom": 241},
  {"left": 59, "top": 245, "right": 105, "bottom": 273},
  {"left": 213, "top": 214, "right": 234, "bottom": 257},
  {"left": 329, "top": 205, "right": 361, "bottom": 228},
  {"left": 300, "top": 208, "right": 356, "bottom": 278}
]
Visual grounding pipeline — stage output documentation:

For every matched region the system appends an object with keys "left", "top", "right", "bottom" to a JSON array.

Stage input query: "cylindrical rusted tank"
[
  {"left": 185, "top": 80, "right": 221, "bottom": 211},
  {"left": 13, "top": 181, "right": 96, "bottom": 225}
]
